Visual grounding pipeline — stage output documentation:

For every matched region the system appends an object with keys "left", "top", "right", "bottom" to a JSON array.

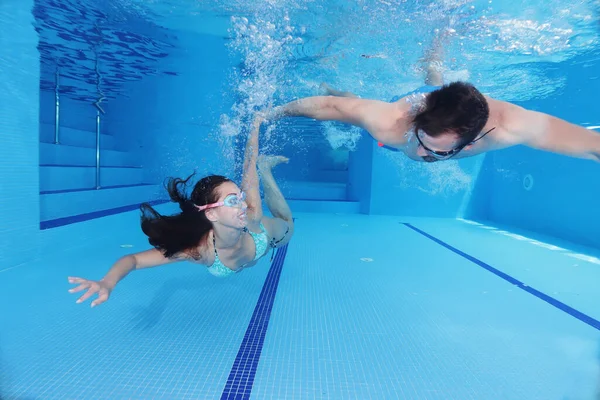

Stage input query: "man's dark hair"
[{"left": 412, "top": 82, "right": 490, "bottom": 147}]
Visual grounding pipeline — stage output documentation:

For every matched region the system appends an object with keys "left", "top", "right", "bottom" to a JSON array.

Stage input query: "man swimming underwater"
[{"left": 268, "top": 34, "right": 600, "bottom": 163}]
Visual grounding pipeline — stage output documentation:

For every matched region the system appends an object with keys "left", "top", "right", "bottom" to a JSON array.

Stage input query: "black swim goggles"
[{"left": 415, "top": 127, "right": 496, "bottom": 160}]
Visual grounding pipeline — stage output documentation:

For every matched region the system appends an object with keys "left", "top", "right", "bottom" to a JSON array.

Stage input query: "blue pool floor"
[{"left": 1, "top": 209, "right": 600, "bottom": 399}]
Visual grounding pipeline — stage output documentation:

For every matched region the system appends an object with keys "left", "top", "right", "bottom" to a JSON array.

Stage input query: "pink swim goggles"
[{"left": 195, "top": 191, "right": 246, "bottom": 211}]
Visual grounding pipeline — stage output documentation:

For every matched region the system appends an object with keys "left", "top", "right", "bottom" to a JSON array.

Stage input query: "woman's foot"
[{"left": 258, "top": 155, "right": 289, "bottom": 173}]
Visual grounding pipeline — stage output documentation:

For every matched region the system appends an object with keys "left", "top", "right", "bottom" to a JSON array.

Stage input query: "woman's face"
[{"left": 208, "top": 181, "right": 248, "bottom": 229}]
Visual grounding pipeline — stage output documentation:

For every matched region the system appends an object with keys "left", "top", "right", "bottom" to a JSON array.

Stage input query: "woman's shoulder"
[
  {"left": 174, "top": 231, "right": 215, "bottom": 266},
  {"left": 246, "top": 219, "right": 266, "bottom": 235}
]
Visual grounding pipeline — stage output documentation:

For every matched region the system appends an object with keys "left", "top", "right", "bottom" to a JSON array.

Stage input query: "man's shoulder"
[{"left": 486, "top": 98, "right": 529, "bottom": 145}]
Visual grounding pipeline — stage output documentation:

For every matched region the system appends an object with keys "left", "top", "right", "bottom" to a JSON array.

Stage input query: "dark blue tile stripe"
[
  {"left": 221, "top": 242, "right": 290, "bottom": 400},
  {"left": 403, "top": 223, "right": 600, "bottom": 331},
  {"left": 40, "top": 164, "right": 142, "bottom": 169},
  {"left": 40, "top": 183, "right": 154, "bottom": 195},
  {"left": 40, "top": 199, "right": 169, "bottom": 230}
]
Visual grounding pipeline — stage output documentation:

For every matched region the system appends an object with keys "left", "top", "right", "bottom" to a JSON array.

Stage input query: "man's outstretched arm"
[
  {"left": 269, "top": 96, "right": 405, "bottom": 145},
  {"left": 270, "top": 96, "right": 381, "bottom": 125},
  {"left": 501, "top": 102, "right": 600, "bottom": 162}
]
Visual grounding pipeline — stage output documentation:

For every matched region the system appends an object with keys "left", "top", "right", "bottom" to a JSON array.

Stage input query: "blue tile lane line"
[
  {"left": 403, "top": 223, "right": 600, "bottom": 331},
  {"left": 39, "top": 199, "right": 169, "bottom": 230},
  {"left": 221, "top": 243, "right": 290, "bottom": 400}
]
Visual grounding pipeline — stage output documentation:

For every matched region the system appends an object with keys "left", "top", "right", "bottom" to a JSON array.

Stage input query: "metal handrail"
[
  {"left": 93, "top": 33, "right": 105, "bottom": 190},
  {"left": 95, "top": 110, "right": 101, "bottom": 189},
  {"left": 94, "top": 98, "right": 105, "bottom": 190},
  {"left": 54, "top": 70, "right": 60, "bottom": 144}
]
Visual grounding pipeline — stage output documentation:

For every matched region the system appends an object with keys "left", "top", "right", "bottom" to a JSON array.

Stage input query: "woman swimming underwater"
[{"left": 68, "top": 114, "right": 294, "bottom": 307}]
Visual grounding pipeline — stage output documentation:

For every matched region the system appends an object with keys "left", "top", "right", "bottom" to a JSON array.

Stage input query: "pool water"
[{"left": 1, "top": 0, "right": 600, "bottom": 399}]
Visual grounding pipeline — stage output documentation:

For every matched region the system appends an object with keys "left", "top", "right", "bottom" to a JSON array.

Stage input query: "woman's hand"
[{"left": 68, "top": 276, "right": 114, "bottom": 307}]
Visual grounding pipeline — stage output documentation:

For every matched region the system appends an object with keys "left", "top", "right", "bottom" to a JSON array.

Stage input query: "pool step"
[
  {"left": 40, "top": 123, "right": 116, "bottom": 150},
  {"left": 40, "top": 142, "right": 140, "bottom": 167},
  {"left": 314, "top": 169, "right": 348, "bottom": 183},
  {"left": 40, "top": 165, "right": 146, "bottom": 192},
  {"left": 286, "top": 199, "right": 360, "bottom": 214},
  {"left": 280, "top": 181, "right": 347, "bottom": 201}
]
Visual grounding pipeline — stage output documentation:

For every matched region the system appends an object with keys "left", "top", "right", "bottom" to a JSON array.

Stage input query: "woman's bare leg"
[{"left": 257, "top": 155, "right": 292, "bottom": 223}]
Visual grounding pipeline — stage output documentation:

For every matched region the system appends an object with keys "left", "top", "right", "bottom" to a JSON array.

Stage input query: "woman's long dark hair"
[{"left": 140, "top": 173, "right": 232, "bottom": 259}]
